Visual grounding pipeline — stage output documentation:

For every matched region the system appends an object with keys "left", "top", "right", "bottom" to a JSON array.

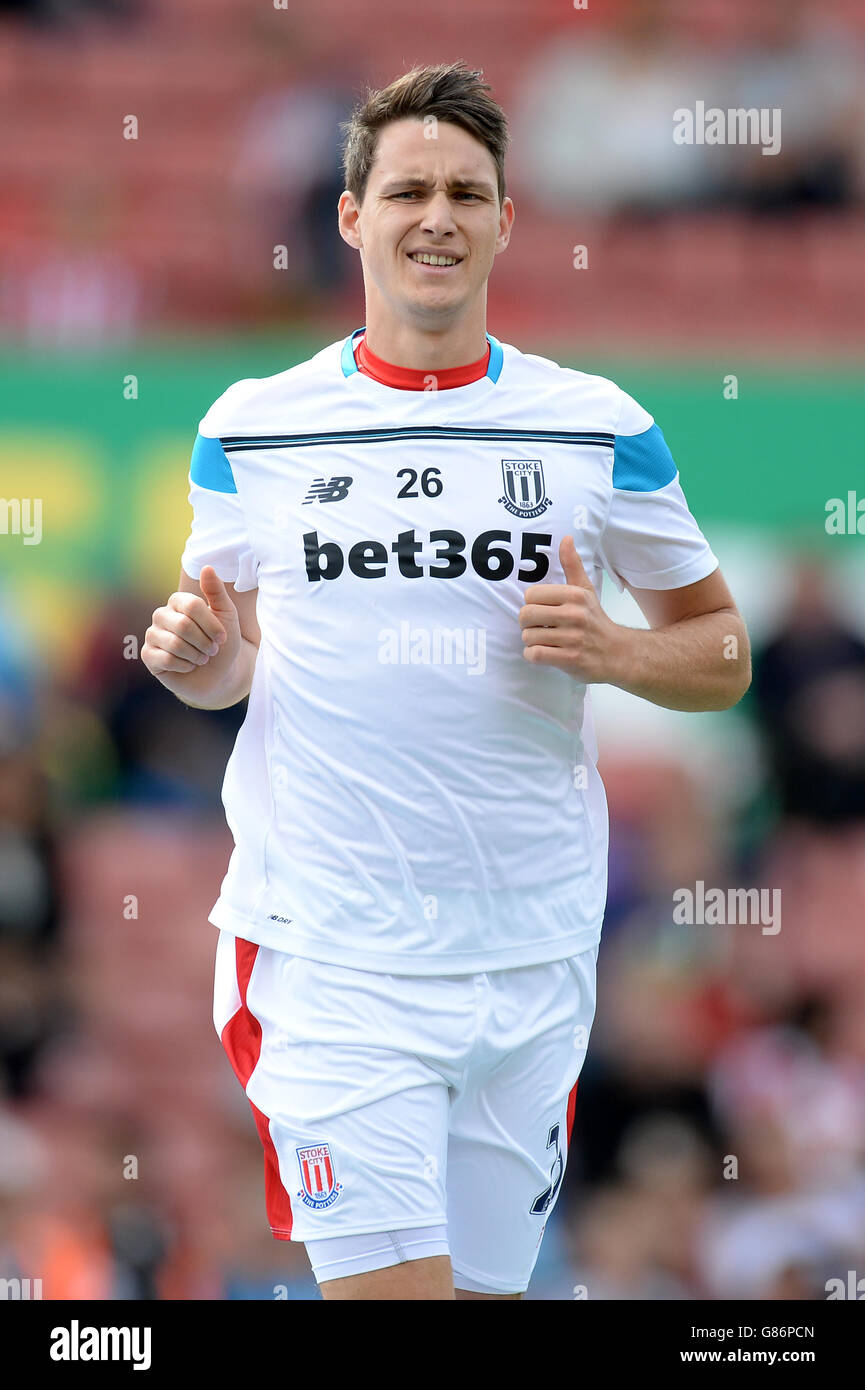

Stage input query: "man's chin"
[{"left": 404, "top": 279, "right": 474, "bottom": 310}]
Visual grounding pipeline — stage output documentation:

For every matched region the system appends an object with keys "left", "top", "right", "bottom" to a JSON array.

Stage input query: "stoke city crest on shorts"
[{"left": 296, "top": 1142, "right": 343, "bottom": 1209}]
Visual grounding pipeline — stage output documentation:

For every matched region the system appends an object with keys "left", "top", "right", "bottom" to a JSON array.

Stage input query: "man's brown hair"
[{"left": 340, "top": 61, "right": 509, "bottom": 207}]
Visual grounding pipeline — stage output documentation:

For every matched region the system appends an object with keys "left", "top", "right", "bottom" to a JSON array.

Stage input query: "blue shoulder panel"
[
  {"left": 190, "top": 431, "right": 237, "bottom": 494},
  {"left": 613, "top": 423, "right": 677, "bottom": 492}
]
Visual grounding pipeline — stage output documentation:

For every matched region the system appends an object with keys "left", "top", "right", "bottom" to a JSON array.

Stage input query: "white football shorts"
[{"left": 213, "top": 928, "right": 598, "bottom": 1293}]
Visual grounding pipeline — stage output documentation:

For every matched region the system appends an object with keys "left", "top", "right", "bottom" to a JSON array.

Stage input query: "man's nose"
[{"left": 420, "top": 191, "right": 458, "bottom": 235}]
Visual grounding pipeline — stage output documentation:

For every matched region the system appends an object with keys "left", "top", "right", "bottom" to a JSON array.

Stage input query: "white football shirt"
[{"left": 180, "top": 329, "right": 719, "bottom": 974}]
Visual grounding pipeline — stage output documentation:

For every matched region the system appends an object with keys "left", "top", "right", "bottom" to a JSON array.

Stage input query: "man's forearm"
[{"left": 607, "top": 610, "right": 751, "bottom": 712}]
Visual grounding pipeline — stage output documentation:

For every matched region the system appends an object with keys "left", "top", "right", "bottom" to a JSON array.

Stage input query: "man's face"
[{"left": 339, "top": 117, "right": 514, "bottom": 324}]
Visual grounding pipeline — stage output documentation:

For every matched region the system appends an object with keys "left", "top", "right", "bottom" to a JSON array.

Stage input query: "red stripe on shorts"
[
  {"left": 220, "top": 935, "right": 294, "bottom": 1239},
  {"left": 566, "top": 1078, "right": 580, "bottom": 1146}
]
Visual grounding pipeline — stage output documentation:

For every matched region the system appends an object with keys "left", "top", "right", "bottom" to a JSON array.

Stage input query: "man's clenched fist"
[{"left": 142, "top": 566, "right": 240, "bottom": 678}]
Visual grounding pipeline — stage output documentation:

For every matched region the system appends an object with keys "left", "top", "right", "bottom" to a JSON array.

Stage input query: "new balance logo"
[{"left": 302, "top": 476, "right": 354, "bottom": 504}]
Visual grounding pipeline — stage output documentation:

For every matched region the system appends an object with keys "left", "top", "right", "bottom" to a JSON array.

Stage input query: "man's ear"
[{"left": 337, "top": 191, "right": 363, "bottom": 250}]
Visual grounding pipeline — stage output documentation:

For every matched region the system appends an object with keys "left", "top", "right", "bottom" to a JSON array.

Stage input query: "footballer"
[{"left": 142, "top": 61, "right": 751, "bottom": 1301}]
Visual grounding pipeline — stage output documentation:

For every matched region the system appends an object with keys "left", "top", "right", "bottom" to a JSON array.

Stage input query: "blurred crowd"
[
  {"left": 1, "top": 0, "right": 864, "bottom": 349},
  {"left": 510, "top": 0, "right": 865, "bottom": 218},
  {"left": 1, "top": 550, "right": 864, "bottom": 1300}
]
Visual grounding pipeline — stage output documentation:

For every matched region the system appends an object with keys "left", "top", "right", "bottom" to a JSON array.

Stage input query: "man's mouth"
[{"left": 407, "top": 252, "right": 463, "bottom": 268}]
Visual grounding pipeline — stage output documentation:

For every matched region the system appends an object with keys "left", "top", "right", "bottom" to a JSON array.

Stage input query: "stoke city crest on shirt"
[
  {"left": 499, "top": 459, "right": 552, "bottom": 519},
  {"left": 296, "top": 1142, "right": 343, "bottom": 1209}
]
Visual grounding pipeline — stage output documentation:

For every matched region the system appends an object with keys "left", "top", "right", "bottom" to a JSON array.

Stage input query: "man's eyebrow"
[{"left": 379, "top": 175, "right": 496, "bottom": 195}]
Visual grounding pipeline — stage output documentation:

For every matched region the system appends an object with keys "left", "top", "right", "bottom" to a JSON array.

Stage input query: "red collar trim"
[{"left": 354, "top": 332, "right": 490, "bottom": 390}]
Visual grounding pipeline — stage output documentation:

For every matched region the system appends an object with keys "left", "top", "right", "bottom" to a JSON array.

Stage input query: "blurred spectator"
[
  {"left": 0, "top": 1109, "right": 176, "bottom": 1298},
  {"left": 511, "top": 0, "right": 865, "bottom": 220},
  {"left": 725, "top": 0, "right": 864, "bottom": 213},
  {"left": 0, "top": 941, "right": 68, "bottom": 1099},
  {"left": 230, "top": 26, "right": 358, "bottom": 314},
  {"left": 749, "top": 556, "right": 865, "bottom": 824},
  {"left": 0, "top": 635, "right": 64, "bottom": 1097},
  {"left": 568, "top": 931, "right": 736, "bottom": 1193},
  {"left": 565, "top": 1183, "right": 694, "bottom": 1299},
  {"left": 0, "top": 738, "right": 61, "bottom": 950},
  {"left": 69, "top": 592, "right": 245, "bottom": 807},
  {"left": 510, "top": 0, "right": 723, "bottom": 216},
  {"left": 709, "top": 1014, "right": 865, "bottom": 1188},
  {"left": 695, "top": 1109, "right": 865, "bottom": 1299}
]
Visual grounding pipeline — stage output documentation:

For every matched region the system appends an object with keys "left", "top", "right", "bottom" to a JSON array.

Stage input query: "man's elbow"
[
  {"left": 721, "top": 663, "right": 752, "bottom": 709},
  {"left": 716, "top": 613, "right": 751, "bottom": 708},
  {"left": 716, "top": 642, "right": 752, "bottom": 709}
]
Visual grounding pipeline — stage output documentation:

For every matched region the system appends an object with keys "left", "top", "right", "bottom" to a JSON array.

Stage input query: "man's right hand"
[{"left": 143, "top": 566, "right": 243, "bottom": 691}]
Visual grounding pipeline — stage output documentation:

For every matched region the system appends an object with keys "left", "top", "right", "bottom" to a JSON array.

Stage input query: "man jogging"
[{"left": 142, "top": 60, "right": 750, "bottom": 1301}]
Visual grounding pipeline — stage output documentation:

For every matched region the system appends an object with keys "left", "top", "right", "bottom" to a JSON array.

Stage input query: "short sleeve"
[
  {"left": 596, "top": 390, "right": 719, "bottom": 593},
  {"left": 179, "top": 428, "right": 260, "bottom": 593}
]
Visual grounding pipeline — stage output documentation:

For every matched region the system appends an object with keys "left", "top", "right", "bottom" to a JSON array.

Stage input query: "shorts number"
[{"left": 530, "top": 1123, "right": 564, "bottom": 1216}]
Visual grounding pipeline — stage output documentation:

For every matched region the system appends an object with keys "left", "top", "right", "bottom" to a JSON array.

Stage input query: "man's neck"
[{"left": 361, "top": 313, "right": 489, "bottom": 374}]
